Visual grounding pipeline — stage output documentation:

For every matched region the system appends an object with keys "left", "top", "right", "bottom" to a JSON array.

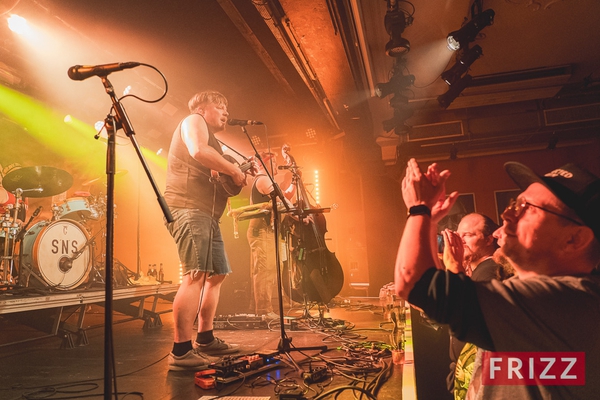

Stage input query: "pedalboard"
[
  {"left": 214, "top": 314, "right": 266, "bottom": 330},
  {"left": 194, "top": 351, "right": 281, "bottom": 388},
  {"left": 213, "top": 314, "right": 299, "bottom": 330}
]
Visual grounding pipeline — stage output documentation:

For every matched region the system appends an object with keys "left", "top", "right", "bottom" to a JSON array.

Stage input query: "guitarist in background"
[
  {"left": 246, "top": 151, "right": 296, "bottom": 319},
  {"left": 164, "top": 90, "right": 255, "bottom": 371}
]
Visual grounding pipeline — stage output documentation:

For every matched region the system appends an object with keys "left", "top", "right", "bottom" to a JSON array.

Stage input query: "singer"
[
  {"left": 246, "top": 151, "right": 296, "bottom": 320},
  {"left": 163, "top": 90, "right": 256, "bottom": 371}
]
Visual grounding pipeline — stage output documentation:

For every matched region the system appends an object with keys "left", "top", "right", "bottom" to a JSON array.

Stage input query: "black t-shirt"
[{"left": 410, "top": 268, "right": 600, "bottom": 399}]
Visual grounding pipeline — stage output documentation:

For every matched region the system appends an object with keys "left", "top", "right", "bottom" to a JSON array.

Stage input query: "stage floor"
[{"left": 0, "top": 295, "right": 414, "bottom": 400}]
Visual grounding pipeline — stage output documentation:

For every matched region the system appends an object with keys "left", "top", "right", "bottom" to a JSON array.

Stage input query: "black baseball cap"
[{"left": 505, "top": 162, "right": 600, "bottom": 240}]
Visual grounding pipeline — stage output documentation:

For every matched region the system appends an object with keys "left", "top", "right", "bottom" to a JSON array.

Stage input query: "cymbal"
[
  {"left": 82, "top": 170, "right": 128, "bottom": 186},
  {"left": 2, "top": 166, "right": 73, "bottom": 198}
]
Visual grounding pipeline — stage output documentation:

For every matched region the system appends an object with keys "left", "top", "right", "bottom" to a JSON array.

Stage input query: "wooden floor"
[{"left": 0, "top": 292, "right": 415, "bottom": 400}]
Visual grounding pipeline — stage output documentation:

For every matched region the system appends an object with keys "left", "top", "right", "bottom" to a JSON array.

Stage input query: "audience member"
[
  {"left": 395, "top": 159, "right": 600, "bottom": 398},
  {"left": 436, "top": 213, "right": 504, "bottom": 398}
]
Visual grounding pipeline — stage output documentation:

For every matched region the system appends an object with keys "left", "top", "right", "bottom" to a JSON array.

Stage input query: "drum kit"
[{"left": 1, "top": 166, "right": 111, "bottom": 290}]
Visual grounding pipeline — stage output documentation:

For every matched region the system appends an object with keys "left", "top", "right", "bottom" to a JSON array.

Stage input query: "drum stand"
[{"left": 1, "top": 189, "right": 26, "bottom": 287}]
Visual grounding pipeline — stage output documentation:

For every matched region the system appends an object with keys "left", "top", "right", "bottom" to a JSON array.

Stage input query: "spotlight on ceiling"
[
  {"left": 447, "top": 9, "right": 495, "bottom": 51},
  {"left": 441, "top": 45, "right": 482, "bottom": 86},
  {"left": 384, "top": 2, "right": 413, "bottom": 57},
  {"left": 437, "top": 74, "right": 473, "bottom": 109},
  {"left": 382, "top": 106, "right": 413, "bottom": 133},
  {"left": 375, "top": 74, "right": 415, "bottom": 99}
]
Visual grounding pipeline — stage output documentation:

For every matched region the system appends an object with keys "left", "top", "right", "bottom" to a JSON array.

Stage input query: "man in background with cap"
[{"left": 395, "top": 158, "right": 600, "bottom": 398}]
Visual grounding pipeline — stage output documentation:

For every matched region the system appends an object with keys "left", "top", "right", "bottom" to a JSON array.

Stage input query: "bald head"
[{"left": 457, "top": 213, "right": 499, "bottom": 268}]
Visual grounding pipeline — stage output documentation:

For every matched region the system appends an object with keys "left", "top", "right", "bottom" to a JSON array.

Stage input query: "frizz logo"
[{"left": 482, "top": 352, "right": 585, "bottom": 386}]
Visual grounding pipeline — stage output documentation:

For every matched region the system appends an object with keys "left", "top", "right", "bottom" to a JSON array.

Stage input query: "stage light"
[
  {"left": 375, "top": 74, "right": 415, "bottom": 99},
  {"left": 441, "top": 45, "right": 482, "bottom": 85},
  {"left": 447, "top": 9, "right": 495, "bottom": 51},
  {"left": 437, "top": 74, "right": 473, "bottom": 109},
  {"left": 7, "top": 15, "right": 29, "bottom": 35},
  {"left": 384, "top": 6, "right": 412, "bottom": 57}
]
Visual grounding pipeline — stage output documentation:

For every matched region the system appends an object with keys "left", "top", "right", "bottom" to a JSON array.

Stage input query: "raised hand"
[
  {"left": 442, "top": 229, "right": 465, "bottom": 274},
  {"left": 402, "top": 158, "right": 452, "bottom": 210}
]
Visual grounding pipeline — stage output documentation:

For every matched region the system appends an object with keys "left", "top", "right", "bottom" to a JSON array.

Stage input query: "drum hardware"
[
  {"left": 0, "top": 189, "right": 25, "bottom": 285},
  {"left": 89, "top": 258, "right": 137, "bottom": 287}
]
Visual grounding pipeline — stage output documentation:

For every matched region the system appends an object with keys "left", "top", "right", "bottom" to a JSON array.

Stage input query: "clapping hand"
[
  {"left": 442, "top": 229, "right": 465, "bottom": 274},
  {"left": 402, "top": 158, "right": 453, "bottom": 210}
]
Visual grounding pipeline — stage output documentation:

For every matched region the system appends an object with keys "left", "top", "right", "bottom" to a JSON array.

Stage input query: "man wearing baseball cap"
[{"left": 395, "top": 158, "right": 600, "bottom": 399}]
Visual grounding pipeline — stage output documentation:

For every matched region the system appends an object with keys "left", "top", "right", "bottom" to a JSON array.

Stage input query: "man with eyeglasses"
[{"left": 395, "top": 158, "right": 600, "bottom": 399}]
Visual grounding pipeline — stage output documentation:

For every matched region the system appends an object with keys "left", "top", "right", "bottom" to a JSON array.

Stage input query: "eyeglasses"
[{"left": 505, "top": 198, "right": 583, "bottom": 226}]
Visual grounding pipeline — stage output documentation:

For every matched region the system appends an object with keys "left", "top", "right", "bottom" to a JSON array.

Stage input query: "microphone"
[
  {"left": 67, "top": 62, "right": 140, "bottom": 81},
  {"left": 227, "top": 119, "right": 264, "bottom": 126},
  {"left": 278, "top": 165, "right": 300, "bottom": 170}
]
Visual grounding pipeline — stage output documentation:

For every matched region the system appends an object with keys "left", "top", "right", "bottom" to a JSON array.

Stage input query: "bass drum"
[{"left": 22, "top": 220, "right": 91, "bottom": 290}]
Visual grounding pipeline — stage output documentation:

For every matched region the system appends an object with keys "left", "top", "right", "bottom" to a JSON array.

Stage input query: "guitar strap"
[{"left": 215, "top": 138, "right": 248, "bottom": 162}]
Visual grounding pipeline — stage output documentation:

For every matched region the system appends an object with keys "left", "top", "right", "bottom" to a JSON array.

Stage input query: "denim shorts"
[{"left": 165, "top": 208, "right": 231, "bottom": 276}]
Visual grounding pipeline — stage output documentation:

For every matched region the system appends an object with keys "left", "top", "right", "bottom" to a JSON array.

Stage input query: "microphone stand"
[
  {"left": 237, "top": 126, "right": 326, "bottom": 371},
  {"left": 98, "top": 76, "right": 173, "bottom": 400}
]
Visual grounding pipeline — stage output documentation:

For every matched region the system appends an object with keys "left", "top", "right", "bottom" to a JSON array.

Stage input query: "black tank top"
[
  {"left": 164, "top": 114, "right": 228, "bottom": 220},
  {"left": 249, "top": 174, "right": 272, "bottom": 227}
]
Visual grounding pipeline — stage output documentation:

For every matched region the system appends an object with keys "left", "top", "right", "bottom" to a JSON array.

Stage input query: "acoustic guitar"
[{"left": 211, "top": 154, "right": 254, "bottom": 197}]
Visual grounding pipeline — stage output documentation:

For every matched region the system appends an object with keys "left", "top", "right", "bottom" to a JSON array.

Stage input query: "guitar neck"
[{"left": 239, "top": 161, "right": 253, "bottom": 173}]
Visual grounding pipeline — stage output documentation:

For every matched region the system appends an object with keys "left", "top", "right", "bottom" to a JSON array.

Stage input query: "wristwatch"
[{"left": 408, "top": 205, "right": 431, "bottom": 217}]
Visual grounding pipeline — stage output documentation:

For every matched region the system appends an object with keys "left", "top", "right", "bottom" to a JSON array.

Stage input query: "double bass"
[{"left": 280, "top": 144, "right": 344, "bottom": 305}]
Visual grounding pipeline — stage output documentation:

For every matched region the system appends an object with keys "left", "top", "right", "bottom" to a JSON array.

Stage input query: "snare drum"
[
  {"left": 57, "top": 197, "right": 100, "bottom": 222},
  {"left": 21, "top": 220, "right": 91, "bottom": 290}
]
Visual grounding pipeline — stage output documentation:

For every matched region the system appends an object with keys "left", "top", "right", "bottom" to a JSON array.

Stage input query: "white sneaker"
[{"left": 168, "top": 348, "right": 212, "bottom": 371}]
